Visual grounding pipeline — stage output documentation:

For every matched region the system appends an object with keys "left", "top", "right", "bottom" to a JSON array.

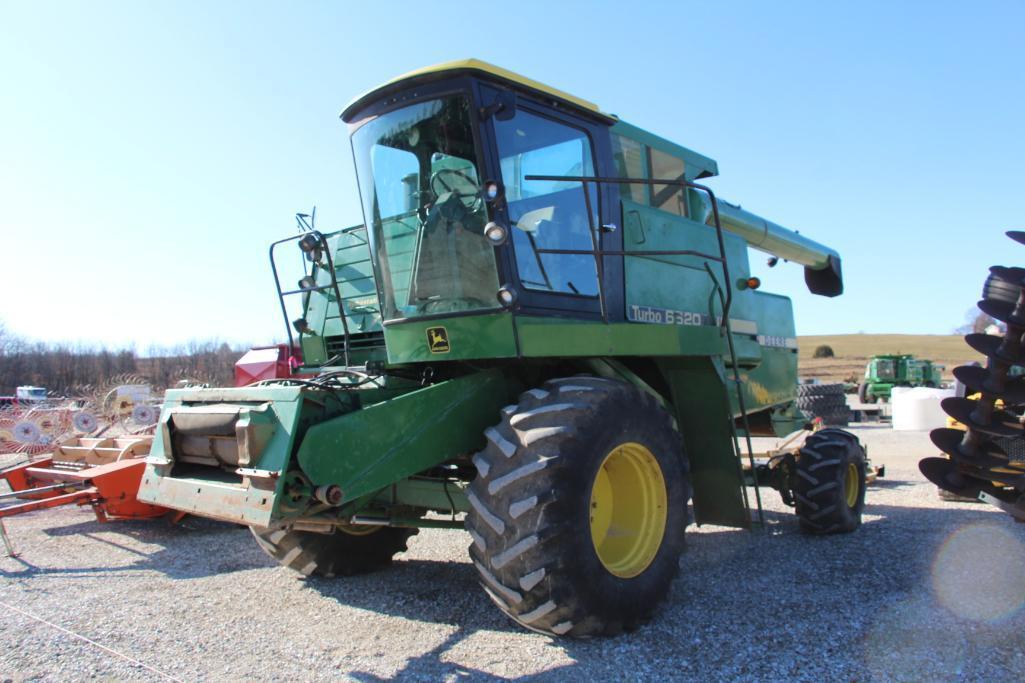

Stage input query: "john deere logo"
[{"left": 426, "top": 326, "right": 450, "bottom": 353}]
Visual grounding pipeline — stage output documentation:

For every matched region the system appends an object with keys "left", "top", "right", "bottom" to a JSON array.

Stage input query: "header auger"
[{"left": 137, "top": 59, "right": 866, "bottom": 636}]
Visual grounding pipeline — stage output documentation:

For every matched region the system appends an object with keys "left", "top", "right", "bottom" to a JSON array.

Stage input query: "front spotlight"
[
  {"left": 496, "top": 285, "right": 518, "bottom": 308},
  {"left": 483, "top": 180, "right": 504, "bottom": 203},
  {"left": 298, "top": 232, "right": 324, "bottom": 262},
  {"left": 484, "top": 221, "right": 509, "bottom": 246}
]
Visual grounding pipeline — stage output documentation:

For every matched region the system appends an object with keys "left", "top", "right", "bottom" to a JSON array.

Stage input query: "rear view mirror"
[{"left": 480, "top": 91, "right": 517, "bottom": 121}]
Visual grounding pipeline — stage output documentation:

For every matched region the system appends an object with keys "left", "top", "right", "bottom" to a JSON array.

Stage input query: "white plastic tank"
[{"left": 891, "top": 387, "right": 954, "bottom": 431}]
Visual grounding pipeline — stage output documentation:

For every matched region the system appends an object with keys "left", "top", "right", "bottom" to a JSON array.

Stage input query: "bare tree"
[
  {"left": 0, "top": 319, "right": 248, "bottom": 394},
  {"left": 955, "top": 307, "right": 1003, "bottom": 335}
]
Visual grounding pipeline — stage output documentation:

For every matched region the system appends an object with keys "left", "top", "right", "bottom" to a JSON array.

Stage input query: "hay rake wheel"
[
  {"left": 920, "top": 230, "right": 1025, "bottom": 519},
  {"left": 0, "top": 405, "right": 20, "bottom": 455},
  {"left": 86, "top": 374, "right": 159, "bottom": 434},
  {"left": 1, "top": 404, "right": 70, "bottom": 457},
  {"left": 71, "top": 409, "right": 100, "bottom": 434},
  {"left": 119, "top": 403, "right": 159, "bottom": 435}
]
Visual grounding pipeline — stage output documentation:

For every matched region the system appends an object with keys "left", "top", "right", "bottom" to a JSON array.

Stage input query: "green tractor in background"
[
  {"left": 138, "top": 60, "right": 867, "bottom": 636},
  {"left": 858, "top": 354, "right": 944, "bottom": 403}
]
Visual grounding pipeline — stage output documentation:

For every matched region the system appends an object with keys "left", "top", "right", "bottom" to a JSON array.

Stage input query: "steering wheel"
[{"left": 430, "top": 169, "right": 482, "bottom": 211}]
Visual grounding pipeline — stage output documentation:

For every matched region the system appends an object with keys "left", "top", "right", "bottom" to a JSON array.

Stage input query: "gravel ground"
[{"left": 3, "top": 424, "right": 1025, "bottom": 681}]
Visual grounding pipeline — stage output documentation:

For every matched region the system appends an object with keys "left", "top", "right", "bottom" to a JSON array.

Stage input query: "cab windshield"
[{"left": 351, "top": 95, "right": 499, "bottom": 321}]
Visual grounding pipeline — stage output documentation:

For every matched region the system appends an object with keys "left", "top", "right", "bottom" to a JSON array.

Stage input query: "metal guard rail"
[
  {"left": 269, "top": 231, "right": 351, "bottom": 368},
  {"left": 523, "top": 173, "right": 764, "bottom": 527}
]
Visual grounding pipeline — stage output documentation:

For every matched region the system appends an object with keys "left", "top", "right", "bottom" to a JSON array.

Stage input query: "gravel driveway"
[{"left": 2, "top": 424, "right": 1025, "bottom": 681}]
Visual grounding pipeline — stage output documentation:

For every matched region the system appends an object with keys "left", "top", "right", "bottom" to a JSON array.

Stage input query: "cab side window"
[
  {"left": 649, "top": 147, "right": 687, "bottom": 217},
  {"left": 611, "top": 134, "right": 649, "bottom": 205}
]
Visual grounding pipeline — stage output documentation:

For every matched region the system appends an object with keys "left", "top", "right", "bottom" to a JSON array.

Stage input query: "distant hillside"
[{"left": 797, "top": 334, "right": 983, "bottom": 384}]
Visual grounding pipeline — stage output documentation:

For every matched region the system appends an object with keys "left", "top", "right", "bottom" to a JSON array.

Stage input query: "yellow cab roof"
[{"left": 341, "top": 58, "right": 607, "bottom": 121}]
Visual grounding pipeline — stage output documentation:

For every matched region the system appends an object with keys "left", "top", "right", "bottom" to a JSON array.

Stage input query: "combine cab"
[{"left": 138, "top": 60, "right": 866, "bottom": 636}]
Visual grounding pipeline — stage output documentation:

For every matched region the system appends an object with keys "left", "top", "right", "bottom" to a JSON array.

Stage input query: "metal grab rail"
[
  {"left": 523, "top": 174, "right": 736, "bottom": 323},
  {"left": 269, "top": 232, "right": 351, "bottom": 368},
  {"left": 705, "top": 263, "right": 764, "bottom": 528},
  {"left": 522, "top": 173, "right": 762, "bottom": 527}
]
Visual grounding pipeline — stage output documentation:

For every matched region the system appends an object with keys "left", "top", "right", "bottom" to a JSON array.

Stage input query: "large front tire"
[
  {"left": 465, "top": 376, "right": 690, "bottom": 637},
  {"left": 251, "top": 524, "right": 416, "bottom": 577}
]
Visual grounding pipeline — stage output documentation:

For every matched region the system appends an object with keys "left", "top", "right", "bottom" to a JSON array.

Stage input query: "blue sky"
[{"left": 1, "top": 1, "right": 1023, "bottom": 348}]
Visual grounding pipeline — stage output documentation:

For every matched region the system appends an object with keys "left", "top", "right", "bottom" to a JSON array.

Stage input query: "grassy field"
[{"left": 796, "top": 334, "right": 983, "bottom": 384}]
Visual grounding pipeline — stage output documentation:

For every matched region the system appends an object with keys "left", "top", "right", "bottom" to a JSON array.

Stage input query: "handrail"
[
  {"left": 269, "top": 231, "right": 351, "bottom": 368},
  {"left": 523, "top": 175, "right": 733, "bottom": 327},
  {"left": 523, "top": 173, "right": 761, "bottom": 527},
  {"left": 705, "top": 263, "right": 764, "bottom": 528}
]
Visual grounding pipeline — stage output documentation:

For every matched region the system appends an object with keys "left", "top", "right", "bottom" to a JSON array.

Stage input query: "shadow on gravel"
[
  {"left": 307, "top": 499, "right": 1014, "bottom": 680},
  {"left": 343, "top": 626, "right": 584, "bottom": 682},
  {"left": 0, "top": 515, "right": 267, "bottom": 579},
  {"left": 307, "top": 556, "right": 518, "bottom": 634},
  {"left": 306, "top": 557, "right": 551, "bottom": 680},
  {"left": 866, "top": 476, "right": 918, "bottom": 490}
]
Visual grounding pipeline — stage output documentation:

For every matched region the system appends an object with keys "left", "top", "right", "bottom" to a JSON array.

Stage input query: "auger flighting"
[{"left": 921, "top": 230, "right": 1025, "bottom": 519}]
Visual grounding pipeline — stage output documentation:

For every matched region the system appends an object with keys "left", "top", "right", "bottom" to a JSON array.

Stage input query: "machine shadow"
[
  {"left": 305, "top": 554, "right": 518, "bottom": 633},
  {"left": 0, "top": 514, "right": 265, "bottom": 579},
  {"left": 306, "top": 498, "right": 1008, "bottom": 680},
  {"left": 867, "top": 476, "right": 918, "bottom": 490}
]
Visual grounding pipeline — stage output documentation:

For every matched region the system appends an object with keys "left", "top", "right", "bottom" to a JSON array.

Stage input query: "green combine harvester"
[
  {"left": 138, "top": 60, "right": 867, "bottom": 636},
  {"left": 858, "top": 354, "right": 944, "bottom": 403}
]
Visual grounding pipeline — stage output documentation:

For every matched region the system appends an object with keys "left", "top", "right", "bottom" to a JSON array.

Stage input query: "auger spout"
[{"left": 715, "top": 199, "right": 843, "bottom": 297}]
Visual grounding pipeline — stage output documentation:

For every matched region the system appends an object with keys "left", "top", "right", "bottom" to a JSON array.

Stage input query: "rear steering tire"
[
  {"left": 857, "top": 382, "right": 870, "bottom": 404},
  {"left": 795, "top": 428, "right": 867, "bottom": 534},
  {"left": 251, "top": 524, "right": 416, "bottom": 577},
  {"left": 465, "top": 376, "right": 690, "bottom": 637}
]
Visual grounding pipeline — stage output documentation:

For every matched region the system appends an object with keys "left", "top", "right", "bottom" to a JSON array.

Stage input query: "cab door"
[{"left": 478, "top": 85, "right": 621, "bottom": 319}]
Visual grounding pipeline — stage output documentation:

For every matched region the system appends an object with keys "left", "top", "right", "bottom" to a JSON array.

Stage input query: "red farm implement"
[{"left": 0, "top": 436, "right": 173, "bottom": 555}]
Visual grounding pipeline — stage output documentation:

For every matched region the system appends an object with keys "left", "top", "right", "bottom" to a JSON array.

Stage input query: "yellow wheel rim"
[
  {"left": 589, "top": 442, "right": 668, "bottom": 578},
  {"left": 844, "top": 462, "right": 860, "bottom": 508}
]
